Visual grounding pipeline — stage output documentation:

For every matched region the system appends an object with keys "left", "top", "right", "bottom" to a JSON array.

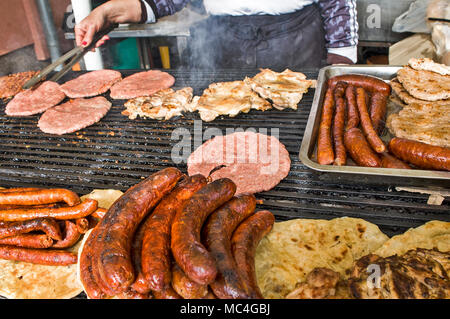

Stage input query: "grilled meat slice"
[
  {"left": 286, "top": 268, "right": 342, "bottom": 299},
  {"left": 349, "top": 249, "right": 450, "bottom": 299}
]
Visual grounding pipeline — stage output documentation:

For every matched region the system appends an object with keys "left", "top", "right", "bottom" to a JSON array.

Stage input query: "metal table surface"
[{"left": 0, "top": 69, "right": 449, "bottom": 239}]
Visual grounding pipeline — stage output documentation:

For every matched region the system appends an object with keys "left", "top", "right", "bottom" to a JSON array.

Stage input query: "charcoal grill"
[{"left": 0, "top": 69, "right": 449, "bottom": 239}]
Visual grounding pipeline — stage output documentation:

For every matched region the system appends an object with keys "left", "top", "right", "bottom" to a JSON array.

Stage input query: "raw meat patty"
[
  {"left": 187, "top": 131, "right": 291, "bottom": 195},
  {"left": 60, "top": 69, "right": 122, "bottom": 98},
  {"left": 38, "top": 96, "right": 111, "bottom": 135},
  {"left": 5, "top": 81, "right": 65, "bottom": 116},
  {"left": 109, "top": 70, "right": 175, "bottom": 99}
]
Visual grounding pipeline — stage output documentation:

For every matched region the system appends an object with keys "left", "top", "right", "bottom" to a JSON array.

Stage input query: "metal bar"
[{"left": 35, "top": 0, "right": 61, "bottom": 70}]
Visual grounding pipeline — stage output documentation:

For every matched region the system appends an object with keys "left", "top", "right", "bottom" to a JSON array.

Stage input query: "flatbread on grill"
[
  {"left": 122, "top": 87, "right": 193, "bottom": 120},
  {"left": 188, "top": 81, "right": 272, "bottom": 122},
  {"left": 397, "top": 66, "right": 450, "bottom": 101},
  {"left": 374, "top": 221, "right": 450, "bottom": 257},
  {"left": 254, "top": 217, "right": 389, "bottom": 299},
  {"left": 244, "top": 69, "right": 316, "bottom": 110}
]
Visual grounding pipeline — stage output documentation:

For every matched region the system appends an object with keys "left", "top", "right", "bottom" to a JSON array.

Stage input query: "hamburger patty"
[
  {"left": 37, "top": 97, "right": 111, "bottom": 135},
  {"left": 60, "top": 70, "right": 122, "bottom": 98}
]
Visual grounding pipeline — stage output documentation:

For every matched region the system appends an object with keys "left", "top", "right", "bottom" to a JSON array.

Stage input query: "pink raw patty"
[
  {"left": 5, "top": 81, "right": 65, "bottom": 116},
  {"left": 37, "top": 96, "right": 111, "bottom": 135},
  {"left": 109, "top": 70, "right": 175, "bottom": 99},
  {"left": 60, "top": 69, "right": 122, "bottom": 98},
  {"left": 187, "top": 131, "right": 291, "bottom": 195}
]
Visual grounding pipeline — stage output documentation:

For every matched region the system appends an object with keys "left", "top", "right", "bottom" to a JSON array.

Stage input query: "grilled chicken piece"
[
  {"left": 349, "top": 249, "right": 450, "bottom": 299},
  {"left": 187, "top": 81, "right": 271, "bottom": 122},
  {"left": 286, "top": 268, "right": 341, "bottom": 299},
  {"left": 122, "top": 87, "right": 193, "bottom": 120},
  {"left": 244, "top": 69, "right": 316, "bottom": 110}
]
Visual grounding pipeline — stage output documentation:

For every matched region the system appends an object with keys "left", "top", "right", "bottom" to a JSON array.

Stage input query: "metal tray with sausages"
[{"left": 299, "top": 65, "right": 450, "bottom": 180}]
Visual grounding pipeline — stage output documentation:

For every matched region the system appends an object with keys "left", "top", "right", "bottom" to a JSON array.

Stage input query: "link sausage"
[
  {"left": 171, "top": 263, "right": 208, "bottom": 299},
  {"left": 0, "top": 234, "right": 53, "bottom": 249},
  {"left": 0, "top": 218, "right": 62, "bottom": 240},
  {"left": 0, "top": 188, "right": 80, "bottom": 207},
  {"left": 171, "top": 178, "right": 237, "bottom": 285},
  {"left": 344, "top": 128, "right": 382, "bottom": 167},
  {"left": 0, "top": 245, "right": 77, "bottom": 265},
  {"left": 203, "top": 194, "right": 257, "bottom": 299},
  {"left": 231, "top": 210, "right": 275, "bottom": 299},
  {"left": 141, "top": 174, "right": 207, "bottom": 292},
  {"left": 333, "top": 82, "right": 347, "bottom": 166},
  {"left": 380, "top": 153, "right": 411, "bottom": 169},
  {"left": 369, "top": 92, "right": 388, "bottom": 134},
  {"left": 345, "top": 85, "right": 359, "bottom": 130},
  {"left": 317, "top": 86, "right": 335, "bottom": 165},
  {"left": 52, "top": 221, "right": 81, "bottom": 249},
  {"left": 388, "top": 138, "right": 450, "bottom": 171},
  {"left": 355, "top": 87, "right": 386, "bottom": 153},
  {"left": 328, "top": 74, "right": 391, "bottom": 96}
]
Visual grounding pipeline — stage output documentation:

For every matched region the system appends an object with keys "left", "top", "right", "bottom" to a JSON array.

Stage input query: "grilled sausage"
[
  {"left": 117, "top": 288, "right": 150, "bottom": 299},
  {"left": 91, "top": 208, "right": 107, "bottom": 220},
  {"left": 328, "top": 74, "right": 391, "bottom": 96},
  {"left": 380, "top": 153, "right": 411, "bottom": 169},
  {"left": 333, "top": 82, "right": 348, "bottom": 166},
  {"left": 0, "top": 245, "right": 77, "bottom": 265},
  {"left": 388, "top": 138, "right": 450, "bottom": 171},
  {"left": 344, "top": 128, "right": 382, "bottom": 167},
  {"left": 171, "top": 178, "right": 237, "bottom": 285},
  {"left": 355, "top": 87, "right": 386, "bottom": 153},
  {"left": 94, "top": 168, "right": 183, "bottom": 294},
  {"left": 75, "top": 218, "right": 89, "bottom": 234},
  {"left": 52, "top": 221, "right": 81, "bottom": 249},
  {"left": 0, "top": 199, "right": 98, "bottom": 222},
  {"left": 317, "top": 86, "right": 335, "bottom": 165},
  {"left": 231, "top": 210, "right": 275, "bottom": 299},
  {"left": 0, "top": 187, "right": 42, "bottom": 193},
  {"left": 0, "top": 218, "right": 62, "bottom": 240},
  {"left": 0, "top": 203, "right": 60, "bottom": 210},
  {"left": 345, "top": 85, "right": 359, "bottom": 130},
  {"left": 0, "top": 234, "right": 53, "bottom": 249},
  {"left": 171, "top": 263, "right": 208, "bottom": 299},
  {"left": 141, "top": 174, "right": 207, "bottom": 293},
  {"left": 152, "top": 286, "right": 182, "bottom": 299},
  {"left": 203, "top": 194, "right": 257, "bottom": 299},
  {"left": 370, "top": 92, "right": 388, "bottom": 134},
  {"left": 130, "top": 217, "right": 150, "bottom": 294},
  {"left": 0, "top": 188, "right": 80, "bottom": 207}
]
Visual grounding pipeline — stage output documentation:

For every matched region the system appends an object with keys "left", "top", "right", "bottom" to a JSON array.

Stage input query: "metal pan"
[{"left": 299, "top": 65, "right": 450, "bottom": 180}]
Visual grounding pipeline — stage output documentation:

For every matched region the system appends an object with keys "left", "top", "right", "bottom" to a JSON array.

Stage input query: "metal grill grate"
[{"left": 0, "top": 69, "right": 449, "bottom": 238}]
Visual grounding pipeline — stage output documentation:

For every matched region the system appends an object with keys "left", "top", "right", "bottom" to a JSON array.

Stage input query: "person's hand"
[
  {"left": 74, "top": 0, "right": 142, "bottom": 48},
  {"left": 327, "top": 53, "right": 355, "bottom": 65}
]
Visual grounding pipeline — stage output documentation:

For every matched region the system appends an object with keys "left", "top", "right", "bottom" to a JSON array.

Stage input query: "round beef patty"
[
  {"left": 37, "top": 96, "right": 111, "bottom": 135},
  {"left": 187, "top": 131, "right": 291, "bottom": 195},
  {"left": 60, "top": 69, "right": 122, "bottom": 98},
  {"left": 5, "top": 81, "right": 65, "bottom": 116},
  {"left": 109, "top": 70, "right": 175, "bottom": 99}
]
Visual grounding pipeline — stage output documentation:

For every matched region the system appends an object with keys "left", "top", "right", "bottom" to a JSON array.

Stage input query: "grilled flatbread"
[
  {"left": 397, "top": 66, "right": 450, "bottom": 101},
  {"left": 122, "top": 87, "right": 193, "bottom": 121},
  {"left": 188, "top": 81, "right": 271, "bottom": 122},
  {"left": 244, "top": 69, "right": 316, "bottom": 110}
]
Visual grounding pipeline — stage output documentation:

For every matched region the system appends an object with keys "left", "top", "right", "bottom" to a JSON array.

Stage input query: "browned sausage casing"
[
  {"left": 0, "top": 234, "right": 53, "bottom": 248},
  {"left": 0, "top": 198, "right": 98, "bottom": 222},
  {"left": 117, "top": 288, "right": 150, "bottom": 299},
  {"left": 231, "top": 210, "right": 275, "bottom": 299},
  {"left": 171, "top": 178, "right": 237, "bottom": 285},
  {"left": 94, "top": 167, "right": 183, "bottom": 294},
  {"left": 380, "top": 153, "right": 411, "bottom": 169},
  {"left": 328, "top": 74, "right": 391, "bottom": 96},
  {"left": 0, "top": 245, "right": 77, "bottom": 265},
  {"left": 345, "top": 85, "right": 359, "bottom": 130},
  {"left": 52, "top": 221, "right": 81, "bottom": 249},
  {"left": 332, "top": 82, "right": 347, "bottom": 166},
  {"left": 171, "top": 263, "right": 208, "bottom": 299},
  {"left": 344, "top": 128, "right": 382, "bottom": 167},
  {"left": 0, "top": 218, "right": 62, "bottom": 240},
  {"left": 152, "top": 286, "right": 182, "bottom": 299},
  {"left": 317, "top": 86, "right": 335, "bottom": 165},
  {"left": 388, "top": 138, "right": 450, "bottom": 171},
  {"left": 0, "top": 188, "right": 80, "bottom": 207},
  {"left": 369, "top": 92, "right": 388, "bottom": 134},
  {"left": 355, "top": 87, "right": 386, "bottom": 153},
  {"left": 203, "top": 194, "right": 257, "bottom": 299},
  {"left": 130, "top": 216, "right": 150, "bottom": 294},
  {"left": 141, "top": 174, "right": 208, "bottom": 292}
]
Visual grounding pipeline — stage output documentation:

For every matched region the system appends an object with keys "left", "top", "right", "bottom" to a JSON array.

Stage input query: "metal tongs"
[{"left": 23, "top": 24, "right": 117, "bottom": 90}]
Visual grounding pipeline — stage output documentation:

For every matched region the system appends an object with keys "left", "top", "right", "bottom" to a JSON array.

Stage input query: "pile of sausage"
[
  {"left": 0, "top": 187, "right": 103, "bottom": 266},
  {"left": 317, "top": 74, "right": 450, "bottom": 171},
  {"left": 80, "top": 167, "right": 275, "bottom": 299}
]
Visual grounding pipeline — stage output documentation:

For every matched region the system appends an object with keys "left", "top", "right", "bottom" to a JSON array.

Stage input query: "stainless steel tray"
[{"left": 299, "top": 65, "right": 450, "bottom": 180}]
